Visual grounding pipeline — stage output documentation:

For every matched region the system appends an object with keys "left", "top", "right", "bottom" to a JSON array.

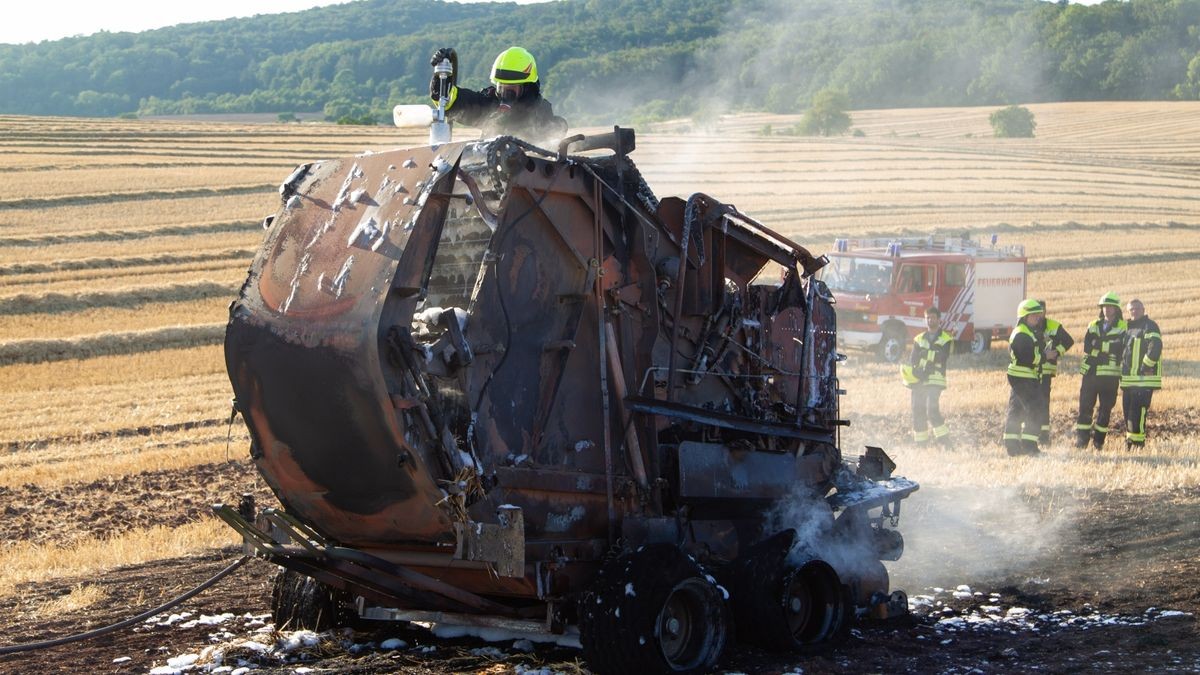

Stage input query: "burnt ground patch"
[{"left": 1, "top": 461, "right": 1199, "bottom": 673}]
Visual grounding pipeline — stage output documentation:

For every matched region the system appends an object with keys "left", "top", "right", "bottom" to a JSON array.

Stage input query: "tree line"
[{"left": 2, "top": 0, "right": 1200, "bottom": 123}]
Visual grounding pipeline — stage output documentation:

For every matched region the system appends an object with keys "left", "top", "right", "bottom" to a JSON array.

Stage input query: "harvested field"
[{"left": 1, "top": 102, "right": 1198, "bottom": 674}]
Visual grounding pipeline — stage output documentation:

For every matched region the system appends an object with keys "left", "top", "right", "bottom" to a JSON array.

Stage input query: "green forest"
[{"left": 3, "top": 0, "right": 1200, "bottom": 124}]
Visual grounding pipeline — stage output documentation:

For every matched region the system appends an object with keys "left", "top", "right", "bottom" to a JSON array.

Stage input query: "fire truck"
[{"left": 820, "top": 236, "right": 1027, "bottom": 362}]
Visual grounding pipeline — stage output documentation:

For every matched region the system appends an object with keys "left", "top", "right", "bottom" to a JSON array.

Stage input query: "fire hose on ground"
[{"left": 0, "top": 555, "right": 252, "bottom": 656}]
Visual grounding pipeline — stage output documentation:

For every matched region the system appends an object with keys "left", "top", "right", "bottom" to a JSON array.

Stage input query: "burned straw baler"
[{"left": 216, "top": 128, "right": 917, "bottom": 674}]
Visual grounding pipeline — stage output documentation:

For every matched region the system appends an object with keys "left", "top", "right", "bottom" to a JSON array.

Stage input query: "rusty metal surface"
[
  {"left": 225, "top": 131, "right": 916, "bottom": 613},
  {"left": 453, "top": 505, "right": 525, "bottom": 577},
  {"left": 226, "top": 144, "right": 466, "bottom": 546}
]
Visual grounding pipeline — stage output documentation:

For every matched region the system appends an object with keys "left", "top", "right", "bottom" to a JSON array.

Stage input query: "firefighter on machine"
[
  {"left": 1035, "top": 300, "right": 1074, "bottom": 444},
  {"left": 1120, "top": 298, "right": 1163, "bottom": 449},
  {"left": 901, "top": 306, "right": 953, "bottom": 445},
  {"left": 429, "top": 46, "right": 568, "bottom": 140},
  {"left": 1003, "top": 299, "right": 1045, "bottom": 456},
  {"left": 1075, "top": 292, "right": 1126, "bottom": 449}
]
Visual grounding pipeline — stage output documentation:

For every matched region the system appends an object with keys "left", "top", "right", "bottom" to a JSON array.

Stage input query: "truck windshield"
[{"left": 822, "top": 256, "right": 893, "bottom": 295}]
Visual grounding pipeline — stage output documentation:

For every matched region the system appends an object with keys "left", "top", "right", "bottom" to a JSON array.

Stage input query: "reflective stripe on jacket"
[
  {"left": 903, "top": 329, "right": 952, "bottom": 388},
  {"left": 1040, "top": 318, "right": 1074, "bottom": 377},
  {"left": 1120, "top": 316, "right": 1162, "bottom": 389},
  {"left": 1079, "top": 318, "right": 1126, "bottom": 377},
  {"left": 1008, "top": 323, "right": 1041, "bottom": 379}
]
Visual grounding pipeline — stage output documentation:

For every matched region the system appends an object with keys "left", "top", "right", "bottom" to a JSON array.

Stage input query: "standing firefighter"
[
  {"left": 1036, "top": 301, "right": 1074, "bottom": 444},
  {"left": 1075, "top": 292, "right": 1126, "bottom": 449},
  {"left": 1003, "top": 299, "right": 1044, "bottom": 456},
  {"left": 902, "top": 306, "right": 953, "bottom": 444},
  {"left": 428, "top": 46, "right": 568, "bottom": 140},
  {"left": 1120, "top": 299, "right": 1163, "bottom": 448}
]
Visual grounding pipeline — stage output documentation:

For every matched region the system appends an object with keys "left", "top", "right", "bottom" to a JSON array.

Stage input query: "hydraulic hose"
[{"left": 0, "top": 555, "right": 252, "bottom": 656}]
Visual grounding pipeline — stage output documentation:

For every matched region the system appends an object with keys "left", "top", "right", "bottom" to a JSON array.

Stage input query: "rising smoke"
[
  {"left": 761, "top": 474, "right": 1079, "bottom": 595},
  {"left": 886, "top": 484, "right": 1078, "bottom": 592}
]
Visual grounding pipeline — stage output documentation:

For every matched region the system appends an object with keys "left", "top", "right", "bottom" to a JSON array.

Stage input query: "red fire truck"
[{"left": 820, "top": 236, "right": 1027, "bottom": 362}]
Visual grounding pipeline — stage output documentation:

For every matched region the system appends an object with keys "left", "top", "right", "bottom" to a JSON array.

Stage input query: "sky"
[{"left": 0, "top": 0, "right": 551, "bottom": 45}]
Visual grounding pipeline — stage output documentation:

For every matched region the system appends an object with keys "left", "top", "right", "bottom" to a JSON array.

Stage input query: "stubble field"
[{"left": 2, "top": 101, "right": 1199, "bottom": 673}]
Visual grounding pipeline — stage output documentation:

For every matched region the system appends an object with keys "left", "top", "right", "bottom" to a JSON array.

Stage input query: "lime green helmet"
[
  {"left": 491, "top": 47, "right": 538, "bottom": 86},
  {"left": 1017, "top": 298, "right": 1043, "bottom": 318},
  {"left": 1098, "top": 291, "right": 1121, "bottom": 308}
]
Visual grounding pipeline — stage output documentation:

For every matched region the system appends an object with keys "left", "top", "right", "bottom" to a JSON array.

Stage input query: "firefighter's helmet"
[
  {"left": 1098, "top": 291, "right": 1121, "bottom": 308},
  {"left": 491, "top": 47, "right": 538, "bottom": 85},
  {"left": 1017, "top": 298, "right": 1043, "bottom": 318}
]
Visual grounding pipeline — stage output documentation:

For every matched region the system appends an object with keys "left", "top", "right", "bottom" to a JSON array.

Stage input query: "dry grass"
[
  {"left": 29, "top": 583, "right": 109, "bottom": 618},
  {"left": 0, "top": 272, "right": 242, "bottom": 300},
  {"left": 892, "top": 438, "right": 1200, "bottom": 494},
  {"left": 0, "top": 323, "right": 224, "bottom": 366},
  {"left": 3, "top": 165, "right": 284, "bottom": 200},
  {"left": 0, "top": 431, "right": 245, "bottom": 489},
  {"left": 0, "top": 297, "right": 232, "bottom": 341},
  {"left": 0, "top": 520, "right": 237, "bottom": 599},
  {"left": 0, "top": 194, "right": 268, "bottom": 235}
]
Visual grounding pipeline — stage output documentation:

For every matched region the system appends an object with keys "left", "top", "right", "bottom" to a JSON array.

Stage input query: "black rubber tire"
[
  {"left": 957, "top": 330, "right": 991, "bottom": 355},
  {"left": 876, "top": 324, "right": 907, "bottom": 363},
  {"left": 270, "top": 568, "right": 347, "bottom": 632},
  {"left": 580, "top": 544, "right": 729, "bottom": 675},
  {"left": 969, "top": 330, "right": 991, "bottom": 354},
  {"left": 727, "top": 530, "right": 852, "bottom": 651}
]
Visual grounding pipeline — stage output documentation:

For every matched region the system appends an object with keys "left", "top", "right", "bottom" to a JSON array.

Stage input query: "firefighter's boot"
[
  {"left": 1092, "top": 429, "right": 1107, "bottom": 450},
  {"left": 1005, "top": 439, "right": 1023, "bottom": 456},
  {"left": 1074, "top": 428, "right": 1091, "bottom": 449}
]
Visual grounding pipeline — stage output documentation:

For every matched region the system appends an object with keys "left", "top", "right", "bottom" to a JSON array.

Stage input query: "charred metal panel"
[
  {"left": 454, "top": 505, "right": 525, "bottom": 577},
  {"left": 676, "top": 441, "right": 800, "bottom": 501},
  {"left": 461, "top": 158, "right": 609, "bottom": 471},
  {"left": 802, "top": 279, "right": 840, "bottom": 427},
  {"left": 226, "top": 145, "right": 464, "bottom": 546}
]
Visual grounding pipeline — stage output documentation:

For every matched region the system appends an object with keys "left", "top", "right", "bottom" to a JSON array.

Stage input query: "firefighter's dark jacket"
[
  {"left": 1120, "top": 315, "right": 1162, "bottom": 389},
  {"left": 445, "top": 82, "right": 568, "bottom": 139},
  {"left": 1079, "top": 314, "right": 1126, "bottom": 377},
  {"left": 1040, "top": 318, "right": 1074, "bottom": 377},
  {"left": 904, "top": 330, "right": 952, "bottom": 388},
  {"left": 1007, "top": 322, "right": 1041, "bottom": 379}
]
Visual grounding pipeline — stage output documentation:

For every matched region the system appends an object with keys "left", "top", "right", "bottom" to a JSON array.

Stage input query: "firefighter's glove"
[
  {"left": 430, "top": 47, "right": 456, "bottom": 68},
  {"left": 429, "top": 47, "right": 458, "bottom": 102}
]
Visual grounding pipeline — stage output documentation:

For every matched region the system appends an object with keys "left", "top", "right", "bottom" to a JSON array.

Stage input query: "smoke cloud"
[
  {"left": 761, "top": 479, "right": 1078, "bottom": 596},
  {"left": 886, "top": 485, "right": 1078, "bottom": 592}
]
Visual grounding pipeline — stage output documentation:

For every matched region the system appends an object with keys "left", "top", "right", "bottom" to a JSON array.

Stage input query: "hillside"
[{"left": 4, "top": 0, "right": 1200, "bottom": 123}]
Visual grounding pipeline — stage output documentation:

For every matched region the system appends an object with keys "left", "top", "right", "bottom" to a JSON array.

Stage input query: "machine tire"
[
  {"left": 727, "top": 530, "right": 851, "bottom": 651},
  {"left": 580, "top": 544, "right": 729, "bottom": 675},
  {"left": 270, "top": 568, "right": 348, "bottom": 632},
  {"left": 876, "top": 324, "right": 907, "bottom": 363}
]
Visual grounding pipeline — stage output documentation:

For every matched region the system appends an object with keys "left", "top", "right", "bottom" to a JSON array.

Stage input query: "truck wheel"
[
  {"left": 876, "top": 325, "right": 907, "bottom": 363},
  {"left": 271, "top": 568, "right": 348, "bottom": 632},
  {"left": 580, "top": 544, "right": 729, "bottom": 675},
  {"left": 967, "top": 331, "right": 991, "bottom": 355},
  {"left": 727, "top": 530, "right": 851, "bottom": 651}
]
